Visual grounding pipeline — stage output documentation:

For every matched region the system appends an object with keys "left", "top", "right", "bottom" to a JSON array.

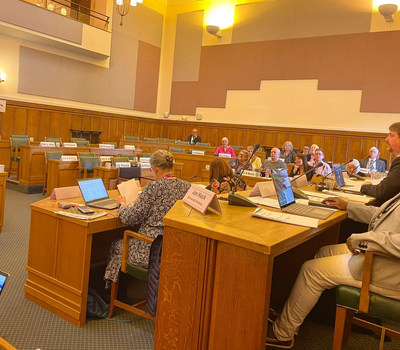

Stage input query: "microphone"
[
  {"left": 288, "top": 163, "right": 322, "bottom": 199},
  {"left": 289, "top": 163, "right": 322, "bottom": 183},
  {"left": 228, "top": 144, "right": 260, "bottom": 207}
]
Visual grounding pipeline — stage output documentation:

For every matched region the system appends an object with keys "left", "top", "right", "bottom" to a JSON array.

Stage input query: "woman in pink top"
[{"left": 213, "top": 137, "right": 236, "bottom": 158}]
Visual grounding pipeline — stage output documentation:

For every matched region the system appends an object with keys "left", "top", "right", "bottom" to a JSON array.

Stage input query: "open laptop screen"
[
  {"left": 333, "top": 164, "right": 345, "bottom": 187},
  {"left": 0, "top": 270, "right": 9, "bottom": 296},
  {"left": 271, "top": 169, "right": 295, "bottom": 208},
  {"left": 77, "top": 178, "right": 109, "bottom": 203}
]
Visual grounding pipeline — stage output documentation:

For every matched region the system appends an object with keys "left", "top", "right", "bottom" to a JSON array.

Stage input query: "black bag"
[
  {"left": 87, "top": 287, "right": 110, "bottom": 320},
  {"left": 146, "top": 235, "right": 163, "bottom": 317}
]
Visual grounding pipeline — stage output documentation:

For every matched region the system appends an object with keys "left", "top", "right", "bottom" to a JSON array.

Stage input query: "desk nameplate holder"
[
  {"left": 40, "top": 142, "right": 56, "bottom": 147},
  {"left": 61, "top": 155, "right": 78, "bottom": 161},
  {"left": 99, "top": 144, "right": 114, "bottom": 149},
  {"left": 183, "top": 185, "right": 222, "bottom": 214},
  {"left": 63, "top": 143, "right": 78, "bottom": 148}
]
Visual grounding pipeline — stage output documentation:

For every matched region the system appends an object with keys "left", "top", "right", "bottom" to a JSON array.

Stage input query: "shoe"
[
  {"left": 266, "top": 322, "right": 294, "bottom": 349},
  {"left": 268, "top": 309, "right": 299, "bottom": 336}
]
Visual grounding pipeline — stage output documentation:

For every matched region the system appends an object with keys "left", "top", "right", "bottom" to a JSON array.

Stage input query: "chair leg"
[
  {"left": 333, "top": 306, "right": 354, "bottom": 350},
  {"left": 107, "top": 278, "right": 120, "bottom": 318}
]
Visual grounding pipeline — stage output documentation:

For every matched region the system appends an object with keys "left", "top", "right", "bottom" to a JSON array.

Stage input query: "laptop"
[
  {"left": 76, "top": 177, "right": 118, "bottom": 209},
  {"left": 332, "top": 164, "right": 361, "bottom": 194},
  {"left": 0, "top": 270, "right": 9, "bottom": 296},
  {"left": 271, "top": 169, "right": 334, "bottom": 220}
]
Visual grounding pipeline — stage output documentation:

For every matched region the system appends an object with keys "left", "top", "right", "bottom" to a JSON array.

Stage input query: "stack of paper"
[{"left": 251, "top": 208, "right": 318, "bottom": 228}]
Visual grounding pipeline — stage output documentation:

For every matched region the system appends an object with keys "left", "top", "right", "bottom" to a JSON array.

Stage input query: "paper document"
[
  {"left": 343, "top": 178, "right": 382, "bottom": 192},
  {"left": 55, "top": 211, "right": 107, "bottom": 220},
  {"left": 322, "top": 190, "right": 371, "bottom": 203},
  {"left": 251, "top": 208, "right": 318, "bottom": 228},
  {"left": 117, "top": 179, "right": 140, "bottom": 205}
]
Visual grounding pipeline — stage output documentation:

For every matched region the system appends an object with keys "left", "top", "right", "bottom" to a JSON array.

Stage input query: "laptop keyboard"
[
  {"left": 93, "top": 199, "right": 116, "bottom": 206},
  {"left": 284, "top": 203, "right": 314, "bottom": 214}
]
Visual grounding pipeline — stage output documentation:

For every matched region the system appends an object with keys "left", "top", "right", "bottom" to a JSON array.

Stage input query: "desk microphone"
[
  {"left": 228, "top": 143, "right": 260, "bottom": 207},
  {"left": 314, "top": 158, "right": 353, "bottom": 191},
  {"left": 289, "top": 163, "right": 323, "bottom": 199},
  {"left": 183, "top": 174, "right": 197, "bottom": 180}
]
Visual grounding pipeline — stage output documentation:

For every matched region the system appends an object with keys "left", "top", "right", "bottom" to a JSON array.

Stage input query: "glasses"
[{"left": 238, "top": 154, "right": 245, "bottom": 158}]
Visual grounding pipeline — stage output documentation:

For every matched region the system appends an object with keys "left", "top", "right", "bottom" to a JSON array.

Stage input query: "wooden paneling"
[{"left": 0, "top": 100, "right": 393, "bottom": 169}]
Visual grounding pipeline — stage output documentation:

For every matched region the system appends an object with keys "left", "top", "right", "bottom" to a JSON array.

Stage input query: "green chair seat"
[
  {"left": 142, "top": 153, "right": 152, "bottom": 158},
  {"left": 337, "top": 285, "right": 400, "bottom": 324},
  {"left": 10, "top": 134, "right": 29, "bottom": 139},
  {"left": 124, "top": 136, "right": 139, "bottom": 140},
  {"left": 45, "top": 137, "right": 62, "bottom": 145},
  {"left": 145, "top": 138, "right": 159, "bottom": 142},
  {"left": 166, "top": 139, "right": 176, "bottom": 143},
  {"left": 197, "top": 142, "right": 210, "bottom": 147},
  {"left": 119, "top": 154, "right": 135, "bottom": 160},
  {"left": 78, "top": 152, "right": 94, "bottom": 157},
  {"left": 231, "top": 145, "right": 244, "bottom": 150},
  {"left": 79, "top": 156, "right": 99, "bottom": 174},
  {"left": 70, "top": 138, "right": 86, "bottom": 142},
  {"left": 75, "top": 140, "right": 90, "bottom": 147},
  {"left": 126, "top": 263, "right": 149, "bottom": 281},
  {"left": 112, "top": 157, "right": 129, "bottom": 166},
  {"left": 170, "top": 148, "right": 184, "bottom": 153},
  {"left": 176, "top": 141, "right": 188, "bottom": 145}
]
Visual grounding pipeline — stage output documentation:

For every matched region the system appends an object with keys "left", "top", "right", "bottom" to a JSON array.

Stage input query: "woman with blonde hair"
[
  {"left": 282, "top": 141, "right": 296, "bottom": 164},
  {"left": 308, "top": 143, "right": 320, "bottom": 166},
  {"left": 206, "top": 158, "right": 247, "bottom": 194},
  {"left": 213, "top": 137, "right": 236, "bottom": 158}
]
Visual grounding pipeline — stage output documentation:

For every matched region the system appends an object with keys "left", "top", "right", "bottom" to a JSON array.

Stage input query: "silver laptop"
[
  {"left": 77, "top": 177, "right": 118, "bottom": 209},
  {"left": 332, "top": 164, "right": 361, "bottom": 194},
  {"left": 0, "top": 270, "right": 9, "bottom": 296},
  {"left": 271, "top": 169, "right": 334, "bottom": 220}
]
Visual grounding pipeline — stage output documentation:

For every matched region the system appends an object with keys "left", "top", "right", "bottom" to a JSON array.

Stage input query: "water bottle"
[{"left": 370, "top": 170, "right": 375, "bottom": 180}]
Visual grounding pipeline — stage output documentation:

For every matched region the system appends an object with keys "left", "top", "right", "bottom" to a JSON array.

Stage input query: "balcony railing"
[{"left": 22, "top": 0, "right": 110, "bottom": 31}]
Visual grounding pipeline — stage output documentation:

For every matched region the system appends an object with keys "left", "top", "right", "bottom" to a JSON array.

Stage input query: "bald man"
[{"left": 187, "top": 129, "right": 201, "bottom": 145}]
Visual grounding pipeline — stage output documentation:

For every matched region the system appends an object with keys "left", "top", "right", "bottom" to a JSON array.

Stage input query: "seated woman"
[
  {"left": 206, "top": 158, "right": 247, "bottom": 194},
  {"left": 289, "top": 153, "right": 315, "bottom": 181},
  {"left": 104, "top": 150, "right": 191, "bottom": 287},
  {"left": 346, "top": 159, "right": 366, "bottom": 178},
  {"left": 307, "top": 143, "right": 319, "bottom": 166},
  {"left": 247, "top": 145, "right": 262, "bottom": 170},
  {"left": 282, "top": 141, "right": 296, "bottom": 164},
  {"left": 229, "top": 150, "right": 253, "bottom": 173},
  {"left": 213, "top": 137, "right": 236, "bottom": 158}
]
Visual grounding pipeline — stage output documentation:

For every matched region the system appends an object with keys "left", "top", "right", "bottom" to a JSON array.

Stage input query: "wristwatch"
[{"left": 118, "top": 202, "right": 124, "bottom": 209}]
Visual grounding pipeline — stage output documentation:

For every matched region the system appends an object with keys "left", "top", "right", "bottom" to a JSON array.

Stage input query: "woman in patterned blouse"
[
  {"left": 104, "top": 150, "right": 191, "bottom": 287},
  {"left": 229, "top": 150, "right": 253, "bottom": 173},
  {"left": 206, "top": 158, "right": 247, "bottom": 194}
]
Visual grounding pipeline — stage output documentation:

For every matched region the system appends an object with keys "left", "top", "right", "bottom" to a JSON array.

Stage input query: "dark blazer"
[
  {"left": 289, "top": 165, "right": 315, "bottom": 181},
  {"left": 360, "top": 157, "right": 386, "bottom": 172},
  {"left": 187, "top": 135, "right": 201, "bottom": 145},
  {"left": 361, "top": 156, "right": 400, "bottom": 206}
]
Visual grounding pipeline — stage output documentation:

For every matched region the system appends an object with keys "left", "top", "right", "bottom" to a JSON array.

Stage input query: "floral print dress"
[
  {"left": 104, "top": 177, "right": 191, "bottom": 286},
  {"left": 206, "top": 175, "right": 247, "bottom": 194}
]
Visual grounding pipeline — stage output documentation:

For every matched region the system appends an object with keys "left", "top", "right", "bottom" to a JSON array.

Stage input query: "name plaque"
[
  {"left": 63, "top": 143, "right": 77, "bottom": 148},
  {"left": 40, "top": 142, "right": 55, "bottom": 147},
  {"left": 61, "top": 155, "right": 78, "bottom": 161},
  {"left": 183, "top": 185, "right": 222, "bottom": 215}
]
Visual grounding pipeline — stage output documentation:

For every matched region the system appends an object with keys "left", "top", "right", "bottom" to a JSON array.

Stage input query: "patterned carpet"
[{"left": 0, "top": 189, "right": 399, "bottom": 350}]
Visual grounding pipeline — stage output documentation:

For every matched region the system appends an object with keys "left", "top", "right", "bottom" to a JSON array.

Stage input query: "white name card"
[
  {"left": 243, "top": 170, "right": 260, "bottom": 178},
  {"left": 99, "top": 144, "right": 114, "bottom": 149},
  {"left": 192, "top": 150, "right": 205, "bottom": 155},
  {"left": 359, "top": 167, "right": 369, "bottom": 174},
  {"left": 124, "top": 145, "right": 135, "bottom": 150},
  {"left": 40, "top": 142, "right": 55, "bottom": 147},
  {"left": 100, "top": 156, "right": 111, "bottom": 162},
  {"left": 63, "top": 142, "right": 77, "bottom": 148},
  {"left": 218, "top": 153, "right": 232, "bottom": 158},
  {"left": 140, "top": 157, "right": 150, "bottom": 163},
  {"left": 183, "top": 185, "right": 222, "bottom": 215},
  {"left": 140, "top": 162, "right": 151, "bottom": 169},
  {"left": 116, "top": 162, "right": 131, "bottom": 168},
  {"left": 61, "top": 155, "right": 78, "bottom": 161}
]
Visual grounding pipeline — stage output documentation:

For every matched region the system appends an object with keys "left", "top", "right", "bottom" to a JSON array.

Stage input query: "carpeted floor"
[{"left": 0, "top": 189, "right": 399, "bottom": 350}]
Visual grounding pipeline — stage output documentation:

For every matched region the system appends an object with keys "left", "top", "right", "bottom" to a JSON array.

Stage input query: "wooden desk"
[
  {"left": 0, "top": 141, "right": 11, "bottom": 172},
  {"left": 90, "top": 148, "right": 138, "bottom": 157},
  {"left": 93, "top": 166, "right": 118, "bottom": 190},
  {"left": 25, "top": 192, "right": 125, "bottom": 327},
  {"left": 0, "top": 172, "right": 6, "bottom": 233},
  {"left": 47, "top": 160, "right": 80, "bottom": 197},
  {"left": 119, "top": 140, "right": 168, "bottom": 153},
  {"left": 19, "top": 145, "right": 90, "bottom": 186},
  {"left": 154, "top": 200, "right": 347, "bottom": 349}
]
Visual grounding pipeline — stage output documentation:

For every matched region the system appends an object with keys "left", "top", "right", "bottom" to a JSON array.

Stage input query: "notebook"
[
  {"left": 271, "top": 169, "right": 334, "bottom": 220},
  {"left": 0, "top": 270, "right": 9, "bottom": 296},
  {"left": 76, "top": 177, "right": 118, "bottom": 209}
]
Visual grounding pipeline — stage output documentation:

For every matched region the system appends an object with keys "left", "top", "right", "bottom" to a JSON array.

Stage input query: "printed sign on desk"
[
  {"left": 100, "top": 156, "right": 111, "bottom": 162},
  {"left": 140, "top": 162, "right": 151, "bottom": 169},
  {"left": 192, "top": 150, "right": 205, "bottom": 155},
  {"left": 243, "top": 170, "right": 261, "bottom": 178},
  {"left": 40, "top": 142, "right": 56, "bottom": 147},
  {"left": 115, "top": 162, "right": 130, "bottom": 168},
  {"left": 124, "top": 145, "right": 135, "bottom": 150},
  {"left": 63, "top": 142, "right": 77, "bottom": 148},
  {"left": 61, "top": 155, "right": 78, "bottom": 161},
  {"left": 183, "top": 185, "right": 222, "bottom": 215},
  {"left": 218, "top": 153, "right": 231, "bottom": 158},
  {"left": 99, "top": 144, "right": 114, "bottom": 149}
]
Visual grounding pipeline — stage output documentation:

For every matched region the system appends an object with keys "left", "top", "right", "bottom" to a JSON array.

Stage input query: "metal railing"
[{"left": 23, "top": 0, "right": 110, "bottom": 31}]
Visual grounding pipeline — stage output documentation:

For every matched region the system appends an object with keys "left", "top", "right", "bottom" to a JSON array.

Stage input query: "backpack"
[{"left": 87, "top": 287, "right": 110, "bottom": 320}]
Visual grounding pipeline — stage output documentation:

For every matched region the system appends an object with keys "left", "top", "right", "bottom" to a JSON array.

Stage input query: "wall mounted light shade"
[
  {"left": 0, "top": 73, "right": 6, "bottom": 83},
  {"left": 206, "top": 25, "right": 222, "bottom": 38},
  {"left": 379, "top": 4, "right": 398, "bottom": 22}
]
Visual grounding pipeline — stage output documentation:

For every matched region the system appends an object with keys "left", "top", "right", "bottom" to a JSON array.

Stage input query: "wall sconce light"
[
  {"left": 379, "top": 4, "right": 398, "bottom": 22},
  {"left": 0, "top": 73, "right": 6, "bottom": 83},
  {"left": 206, "top": 25, "right": 222, "bottom": 38}
]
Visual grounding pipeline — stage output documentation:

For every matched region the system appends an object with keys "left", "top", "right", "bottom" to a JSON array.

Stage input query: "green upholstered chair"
[
  {"left": 107, "top": 230, "right": 155, "bottom": 321},
  {"left": 166, "top": 139, "right": 176, "bottom": 143},
  {"left": 176, "top": 140, "right": 188, "bottom": 145},
  {"left": 231, "top": 145, "right": 244, "bottom": 150},
  {"left": 144, "top": 138, "right": 159, "bottom": 142},
  {"left": 142, "top": 153, "right": 152, "bottom": 158},
  {"left": 111, "top": 156, "right": 129, "bottom": 167},
  {"left": 333, "top": 250, "right": 400, "bottom": 349},
  {"left": 78, "top": 156, "right": 99, "bottom": 178},
  {"left": 197, "top": 142, "right": 210, "bottom": 147},
  {"left": 158, "top": 138, "right": 165, "bottom": 142},
  {"left": 45, "top": 137, "right": 62, "bottom": 146},
  {"left": 103, "top": 142, "right": 118, "bottom": 148},
  {"left": 70, "top": 137, "right": 86, "bottom": 142},
  {"left": 42, "top": 151, "right": 63, "bottom": 195},
  {"left": 75, "top": 140, "right": 90, "bottom": 147},
  {"left": 9, "top": 135, "right": 30, "bottom": 179},
  {"left": 124, "top": 136, "right": 139, "bottom": 141},
  {"left": 119, "top": 154, "right": 136, "bottom": 161},
  {"left": 78, "top": 152, "right": 94, "bottom": 157},
  {"left": 170, "top": 148, "right": 184, "bottom": 153}
]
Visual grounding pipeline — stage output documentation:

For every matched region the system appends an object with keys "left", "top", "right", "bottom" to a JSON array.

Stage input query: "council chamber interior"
[{"left": 0, "top": 0, "right": 400, "bottom": 349}]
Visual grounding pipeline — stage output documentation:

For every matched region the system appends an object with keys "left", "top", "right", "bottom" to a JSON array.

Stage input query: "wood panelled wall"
[{"left": 0, "top": 100, "right": 392, "bottom": 165}]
